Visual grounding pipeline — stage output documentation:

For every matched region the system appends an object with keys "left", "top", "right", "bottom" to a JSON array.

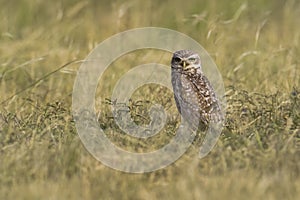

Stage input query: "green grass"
[{"left": 0, "top": 0, "right": 299, "bottom": 199}]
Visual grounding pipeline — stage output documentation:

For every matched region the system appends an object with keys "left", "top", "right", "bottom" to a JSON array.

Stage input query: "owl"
[{"left": 171, "top": 50, "right": 223, "bottom": 130}]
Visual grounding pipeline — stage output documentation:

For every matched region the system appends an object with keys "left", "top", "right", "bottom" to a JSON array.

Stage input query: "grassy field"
[{"left": 0, "top": 0, "right": 299, "bottom": 199}]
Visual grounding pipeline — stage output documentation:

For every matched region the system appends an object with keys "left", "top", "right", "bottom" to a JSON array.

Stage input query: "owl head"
[{"left": 171, "top": 50, "right": 202, "bottom": 74}]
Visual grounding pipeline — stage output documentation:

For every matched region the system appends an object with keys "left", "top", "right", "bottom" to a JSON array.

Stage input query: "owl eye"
[
  {"left": 188, "top": 57, "right": 196, "bottom": 62},
  {"left": 173, "top": 57, "right": 181, "bottom": 63}
]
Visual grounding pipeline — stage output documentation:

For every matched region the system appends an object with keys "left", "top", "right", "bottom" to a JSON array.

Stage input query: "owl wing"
[{"left": 190, "top": 74, "right": 223, "bottom": 123}]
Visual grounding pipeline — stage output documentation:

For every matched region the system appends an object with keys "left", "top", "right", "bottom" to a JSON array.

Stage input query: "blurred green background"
[{"left": 0, "top": 0, "right": 299, "bottom": 199}]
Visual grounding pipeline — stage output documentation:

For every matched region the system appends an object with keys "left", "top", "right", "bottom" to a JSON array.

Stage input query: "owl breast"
[{"left": 171, "top": 70, "right": 222, "bottom": 129}]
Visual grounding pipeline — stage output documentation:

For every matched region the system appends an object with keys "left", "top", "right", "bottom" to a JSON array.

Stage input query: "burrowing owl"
[{"left": 171, "top": 50, "right": 223, "bottom": 130}]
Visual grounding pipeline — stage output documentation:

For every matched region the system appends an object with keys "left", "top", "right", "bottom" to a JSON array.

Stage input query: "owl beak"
[{"left": 181, "top": 61, "right": 189, "bottom": 69}]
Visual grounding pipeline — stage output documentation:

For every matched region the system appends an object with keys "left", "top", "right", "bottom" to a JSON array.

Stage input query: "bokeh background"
[{"left": 0, "top": 0, "right": 299, "bottom": 199}]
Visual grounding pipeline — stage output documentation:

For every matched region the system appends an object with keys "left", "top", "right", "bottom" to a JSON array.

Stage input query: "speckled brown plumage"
[{"left": 171, "top": 50, "right": 223, "bottom": 129}]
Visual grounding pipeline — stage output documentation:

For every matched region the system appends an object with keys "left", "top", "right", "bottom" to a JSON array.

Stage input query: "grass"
[{"left": 0, "top": 0, "right": 299, "bottom": 199}]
